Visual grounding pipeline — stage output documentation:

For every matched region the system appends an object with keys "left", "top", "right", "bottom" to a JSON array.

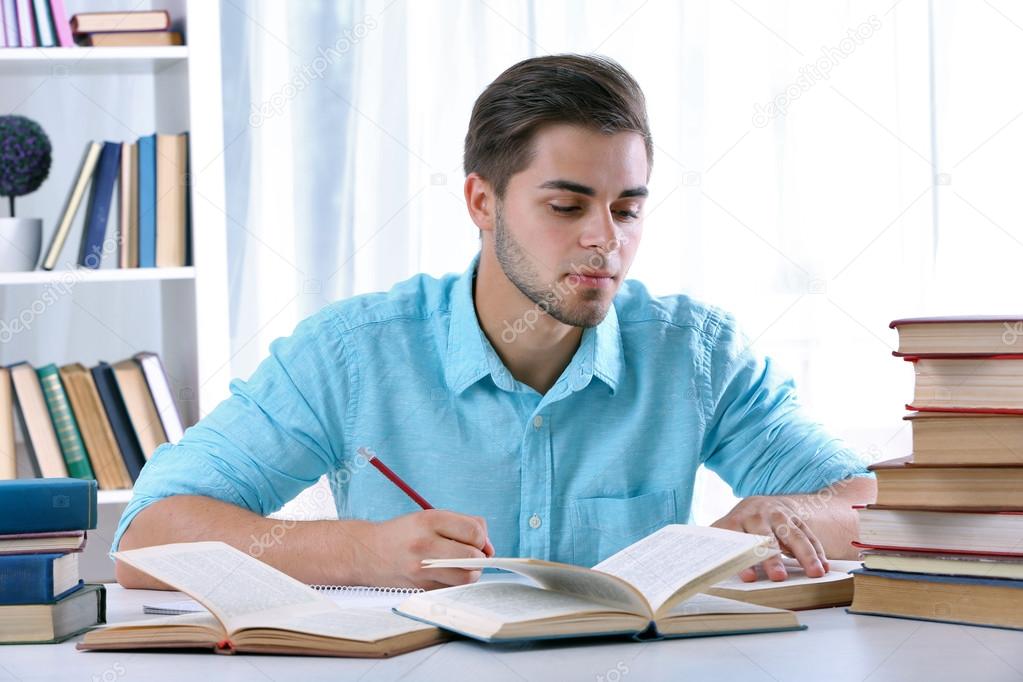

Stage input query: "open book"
[
  {"left": 77, "top": 542, "right": 445, "bottom": 657},
  {"left": 394, "top": 525, "right": 805, "bottom": 642}
]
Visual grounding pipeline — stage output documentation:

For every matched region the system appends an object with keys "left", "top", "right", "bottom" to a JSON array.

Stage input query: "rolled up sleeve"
[
  {"left": 111, "top": 307, "right": 355, "bottom": 553},
  {"left": 699, "top": 311, "right": 872, "bottom": 498}
]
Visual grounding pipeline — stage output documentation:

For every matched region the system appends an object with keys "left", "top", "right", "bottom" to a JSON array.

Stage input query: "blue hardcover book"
[
  {"left": 0, "top": 478, "right": 97, "bottom": 534},
  {"left": 77, "top": 141, "right": 121, "bottom": 269},
  {"left": 137, "top": 134, "right": 157, "bottom": 268},
  {"left": 0, "top": 553, "right": 82, "bottom": 604},
  {"left": 90, "top": 362, "right": 146, "bottom": 482}
]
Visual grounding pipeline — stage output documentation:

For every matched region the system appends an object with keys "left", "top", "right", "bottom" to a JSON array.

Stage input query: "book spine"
[
  {"left": 90, "top": 363, "right": 146, "bottom": 482},
  {"left": 14, "top": 0, "right": 34, "bottom": 46},
  {"left": 137, "top": 134, "right": 157, "bottom": 268},
  {"left": 42, "top": 141, "right": 102, "bottom": 271},
  {"left": 155, "top": 134, "right": 187, "bottom": 267},
  {"left": 36, "top": 365, "right": 95, "bottom": 481},
  {"left": 1, "top": 0, "right": 17, "bottom": 46},
  {"left": 118, "top": 142, "right": 138, "bottom": 269},
  {"left": 46, "top": 0, "right": 70, "bottom": 46},
  {"left": 135, "top": 353, "right": 184, "bottom": 443},
  {"left": 0, "top": 369, "right": 14, "bottom": 479},
  {"left": 0, "top": 553, "right": 58, "bottom": 603},
  {"left": 77, "top": 141, "right": 121, "bottom": 269},
  {"left": 0, "top": 478, "right": 97, "bottom": 534},
  {"left": 30, "top": 0, "right": 53, "bottom": 46}
]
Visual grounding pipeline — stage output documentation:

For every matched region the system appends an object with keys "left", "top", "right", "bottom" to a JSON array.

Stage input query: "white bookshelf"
[{"left": 0, "top": 0, "right": 231, "bottom": 580}]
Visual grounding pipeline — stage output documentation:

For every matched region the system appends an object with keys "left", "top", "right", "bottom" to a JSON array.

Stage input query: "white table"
[{"left": 2, "top": 583, "right": 1022, "bottom": 682}]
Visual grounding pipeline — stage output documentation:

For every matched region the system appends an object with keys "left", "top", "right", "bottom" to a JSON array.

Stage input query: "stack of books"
[
  {"left": 41, "top": 134, "right": 190, "bottom": 271},
  {"left": 0, "top": 352, "right": 184, "bottom": 489},
  {"left": 0, "top": 478, "right": 106, "bottom": 644},
  {"left": 0, "top": 0, "right": 73, "bottom": 48},
  {"left": 849, "top": 316, "right": 1023, "bottom": 630},
  {"left": 71, "top": 10, "right": 182, "bottom": 47}
]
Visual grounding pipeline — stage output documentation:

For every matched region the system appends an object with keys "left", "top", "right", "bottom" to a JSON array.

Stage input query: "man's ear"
[{"left": 464, "top": 173, "right": 496, "bottom": 234}]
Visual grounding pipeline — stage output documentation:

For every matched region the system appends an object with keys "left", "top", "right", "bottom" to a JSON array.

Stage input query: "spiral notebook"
[{"left": 143, "top": 584, "right": 424, "bottom": 615}]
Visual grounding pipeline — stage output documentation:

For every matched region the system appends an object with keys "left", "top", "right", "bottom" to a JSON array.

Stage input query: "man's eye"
[
  {"left": 617, "top": 210, "right": 640, "bottom": 220},
  {"left": 550, "top": 205, "right": 580, "bottom": 214}
]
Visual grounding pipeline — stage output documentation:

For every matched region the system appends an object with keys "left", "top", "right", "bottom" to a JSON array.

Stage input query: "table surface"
[{"left": 2, "top": 583, "right": 1022, "bottom": 682}]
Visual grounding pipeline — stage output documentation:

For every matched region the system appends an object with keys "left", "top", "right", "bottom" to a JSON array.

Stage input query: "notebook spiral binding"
[{"left": 309, "top": 584, "right": 424, "bottom": 594}]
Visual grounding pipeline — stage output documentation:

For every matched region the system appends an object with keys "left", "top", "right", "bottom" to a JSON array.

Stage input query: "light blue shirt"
[{"left": 113, "top": 255, "right": 870, "bottom": 567}]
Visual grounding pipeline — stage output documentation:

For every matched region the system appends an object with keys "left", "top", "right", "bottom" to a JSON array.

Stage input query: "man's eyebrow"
[{"left": 537, "top": 179, "right": 648, "bottom": 199}]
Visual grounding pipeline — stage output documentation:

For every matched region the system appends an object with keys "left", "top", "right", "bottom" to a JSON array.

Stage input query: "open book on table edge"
[{"left": 393, "top": 524, "right": 807, "bottom": 643}]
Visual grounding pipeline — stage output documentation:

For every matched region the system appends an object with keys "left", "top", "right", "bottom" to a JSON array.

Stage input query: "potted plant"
[{"left": 0, "top": 115, "right": 51, "bottom": 271}]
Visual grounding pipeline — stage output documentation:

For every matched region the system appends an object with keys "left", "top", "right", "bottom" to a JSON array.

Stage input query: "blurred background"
[{"left": 216, "top": 1, "right": 1023, "bottom": 522}]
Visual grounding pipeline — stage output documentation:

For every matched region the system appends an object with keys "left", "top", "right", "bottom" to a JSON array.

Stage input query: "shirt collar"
[{"left": 444, "top": 253, "right": 625, "bottom": 396}]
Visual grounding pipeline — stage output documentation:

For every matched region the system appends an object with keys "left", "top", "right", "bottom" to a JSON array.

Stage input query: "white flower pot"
[{"left": 0, "top": 217, "right": 42, "bottom": 271}]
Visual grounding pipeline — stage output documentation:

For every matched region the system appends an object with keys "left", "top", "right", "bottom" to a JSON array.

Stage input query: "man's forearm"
[
  {"left": 778, "top": 475, "right": 877, "bottom": 560},
  {"left": 115, "top": 495, "right": 376, "bottom": 590}
]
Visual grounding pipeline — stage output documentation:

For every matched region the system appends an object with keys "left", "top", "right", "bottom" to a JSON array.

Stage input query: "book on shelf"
[
  {"left": 29, "top": 0, "right": 53, "bottom": 46},
  {"left": 58, "top": 363, "right": 132, "bottom": 490},
  {"left": 890, "top": 315, "right": 1023, "bottom": 357},
  {"left": 8, "top": 362, "right": 67, "bottom": 478},
  {"left": 36, "top": 364, "right": 95, "bottom": 481},
  {"left": 77, "top": 140, "right": 120, "bottom": 270},
  {"left": 134, "top": 351, "right": 184, "bottom": 443},
  {"left": 14, "top": 0, "right": 34, "bottom": 47},
  {"left": 906, "top": 355, "right": 1023, "bottom": 413},
  {"left": 41, "top": 141, "right": 102, "bottom": 271},
  {"left": 848, "top": 569, "right": 1023, "bottom": 631},
  {"left": 69, "top": 10, "right": 170, "bottom": 34},
  {"left": 0, "top": 0, "right": 72, "bottom": 48},
  {"left": 79, "top": 31, "right": 182, "bottom": 47},
  {"left": 0, "top": 551, "right": 81, "bottom": 604},
  {"left": 111, "top": 358, "right": 167, "bottom": 458},
  {"left": 1, "top": 0, "right": 18, "bottom": 47},
  {"left": 860, "top": 548, "right": 1023, "bottom": 581},
  {"left": 0, "top": 368, "right": 14, "bottom": 479},
  {"left": 395, "top": 525, "right": 804, "bottom": 643},
  {"left": 79, "top": 541, "right": 446, "bottom": 657},
  {"left": 89, "top": 362, "right": 145, "bottom": 482},
  {"left": 868, "top": 456, "right": 1023, "bottom": 509},
  {"left": 118, "top": 141, "right": 138, "bottom": 269},
  {"left": 137, "top": 133, "right": 157, "bottom": 267},
  {"left": 853, "top": 505, "right": 1023, "bottom": 556},
  {"left": 705, "top": 558, "right": 859, "bottom": 611},
  {"left": 155, "top": 133, "right": 188, "bottom": 267},
  {"left": 905, "top": 411, "right": 1023, "bottom": 466}
]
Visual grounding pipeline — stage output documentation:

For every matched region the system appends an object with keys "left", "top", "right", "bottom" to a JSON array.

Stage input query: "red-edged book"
[
  {"left": 868, "top": 456, "right": 1023, "bottom": 509},
  {"left": 890, "top": 315, "right": 1023, "bottom": 357}
]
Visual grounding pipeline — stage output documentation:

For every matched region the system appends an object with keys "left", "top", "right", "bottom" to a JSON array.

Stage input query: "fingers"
[
  {"left": 772, "top": 513, "right": 825, "bottom": 578},
  {"left": 792, "top": 515, "right": 829, "bottom": 573},
  {"left": 430, "top": 511, "right": 490, "bottom": 554}
]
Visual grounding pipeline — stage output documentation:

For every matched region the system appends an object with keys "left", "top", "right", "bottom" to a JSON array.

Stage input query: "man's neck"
[{"left": 473, "top": 253, "right": 583, "bottom": 395}]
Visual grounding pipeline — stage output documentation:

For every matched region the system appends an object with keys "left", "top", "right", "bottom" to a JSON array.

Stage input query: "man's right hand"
[{"left": 354, "top": 509, "right": 495, "bottom": 590}]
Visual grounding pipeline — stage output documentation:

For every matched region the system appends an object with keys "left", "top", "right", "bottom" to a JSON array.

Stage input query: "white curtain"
[{"left": 219, "top": 0, "right": 1022, "bottom": 522}]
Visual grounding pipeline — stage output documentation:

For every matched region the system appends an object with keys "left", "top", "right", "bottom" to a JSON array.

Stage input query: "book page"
[
  {"left": 253, "top": 607, "right": 438, "bottom": 642},
  {"left": 422, "top": 557, "right": 650, "bottom": 615},
  {"left": 662, "top": 592, "right": 787, "bottom": 617},
  {"left": 592, "top": 525, "right": 773, "bottom": 613},
  {"left": 114, "top": 541, "right": 334, "bottom": 632},
  {"left": 400, "top": 581, "right": 635, "bottom": 625}
]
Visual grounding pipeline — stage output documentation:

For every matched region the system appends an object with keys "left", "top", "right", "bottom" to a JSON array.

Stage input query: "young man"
[{"left": 116, "top": 54, "right": 875, "bottom": 591}]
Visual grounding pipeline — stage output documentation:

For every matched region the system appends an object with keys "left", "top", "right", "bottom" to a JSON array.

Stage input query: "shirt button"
[
  {"left": 533, "top": 415, "right": 543, "bottom": 429},
  {"left": 528, "top": 513, "right": 542, "bottom": 529}
]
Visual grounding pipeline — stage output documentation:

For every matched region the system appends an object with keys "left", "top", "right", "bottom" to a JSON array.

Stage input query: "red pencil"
[{"left": 359, "top": 447, "right": 434, "bottom": 510}]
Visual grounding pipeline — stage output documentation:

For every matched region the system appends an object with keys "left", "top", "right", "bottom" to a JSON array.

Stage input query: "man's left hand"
[{"left": 711, "top": 495, "right": 829, "bottom": 582}]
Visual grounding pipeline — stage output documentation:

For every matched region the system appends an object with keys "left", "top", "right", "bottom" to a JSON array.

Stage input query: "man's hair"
[{"left": 463, "top": 54, "right": 653, "bottom": 199}]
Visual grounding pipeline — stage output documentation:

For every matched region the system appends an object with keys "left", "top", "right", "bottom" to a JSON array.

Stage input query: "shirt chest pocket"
[{"left": 570, "top": 488, "right": 677, "bottom": 567}]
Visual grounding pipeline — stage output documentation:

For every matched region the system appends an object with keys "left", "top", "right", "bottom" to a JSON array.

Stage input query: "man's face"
[{"left": 492, "top": 124, "right": 648, "bottom": 328}]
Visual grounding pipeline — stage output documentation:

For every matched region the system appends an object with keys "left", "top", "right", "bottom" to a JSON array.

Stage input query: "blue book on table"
[
  {"left": 77, "top": 141, "right": 121, "bottom": 269},
  {"left": 0, "top": 553, "right": 83, "bottom": 604},
  {"left": 0, "top": 478, "right": 97, "bottom": 534},
  {"left": 137, "top": 133, "right": 157, "bottom": 268}
]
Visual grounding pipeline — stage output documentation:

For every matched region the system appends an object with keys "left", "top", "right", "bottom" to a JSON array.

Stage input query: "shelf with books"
[{"left": 0, "top": 265, "right": 194, "bottom": 286}]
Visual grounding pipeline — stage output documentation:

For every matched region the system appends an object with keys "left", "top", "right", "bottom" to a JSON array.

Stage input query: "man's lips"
[{"left": 565, "top": 270, "right": 617, "bottom": 288}]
